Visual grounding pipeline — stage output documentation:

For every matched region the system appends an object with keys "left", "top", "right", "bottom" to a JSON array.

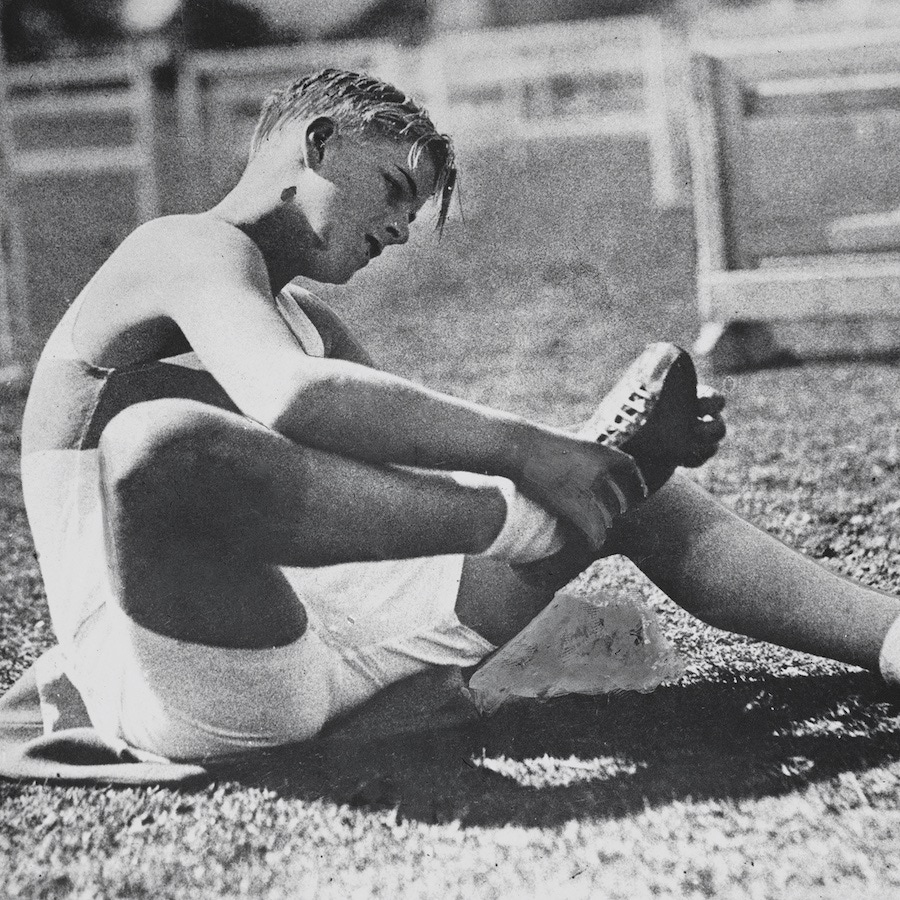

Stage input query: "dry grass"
[{"left": 3, "top": 136, "right": 900, "bottom": 899}]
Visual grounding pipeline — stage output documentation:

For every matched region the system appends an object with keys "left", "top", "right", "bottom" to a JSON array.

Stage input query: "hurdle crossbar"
[{"left": 418, "top": 16, "right": 681, "bottom": 208}]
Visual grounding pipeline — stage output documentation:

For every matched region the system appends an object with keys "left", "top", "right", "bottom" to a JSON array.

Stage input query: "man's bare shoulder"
[
  {"left": 72, "top": 214, "right": 272, "bottom": 357},
  {"left": 281, "top": 284, "right": 376, "bottom": 367},
  {"left": 121, "top": 213, "right": 264, "bottom": 279}
]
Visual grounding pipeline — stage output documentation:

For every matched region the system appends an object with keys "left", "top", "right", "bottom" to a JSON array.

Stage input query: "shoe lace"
[{"left": 600, "top": 386, "right": 652, "bottom": 444}]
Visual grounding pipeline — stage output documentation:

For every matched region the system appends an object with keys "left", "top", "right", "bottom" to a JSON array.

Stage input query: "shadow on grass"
[
  {"left": 795, "top": 348, "right": 900, "bottom": 367},
  {"left": 216, "top": 670, "right": 900, "bottom": 827}
]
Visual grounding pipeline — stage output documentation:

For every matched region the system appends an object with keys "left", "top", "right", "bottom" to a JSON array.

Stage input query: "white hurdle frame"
[
  {"left": 417, "top": 16, "right": 682, "bottom": 209},
  {"left": 5, "top": 44, "right": 162, "bottom": 222},
  {"left": 0, "top": 43, "right": 162, "bottom": 372},
  {"left": 688, "top": 28, "right": 900, "bottom": 369},
  {"left": 0, "top": 58, "right": 25, "bottom": 385}
]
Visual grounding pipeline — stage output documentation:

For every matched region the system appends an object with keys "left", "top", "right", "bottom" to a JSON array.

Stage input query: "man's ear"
[{"left": 304, "top": 117, "right": 335, "bottom": 169}]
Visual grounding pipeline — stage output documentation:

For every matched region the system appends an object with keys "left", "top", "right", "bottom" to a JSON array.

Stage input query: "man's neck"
[{"left": 207, "top": 194, "right": 312, "bottom": 294}]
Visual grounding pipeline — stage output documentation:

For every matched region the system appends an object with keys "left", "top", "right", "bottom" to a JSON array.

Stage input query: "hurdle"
[
  {"left": 688, "top": 28, "right": 900, "bottom": 371},
  {"left": 1, "top": 42, "right": 163, "bottom": 368},
  {"left": 5, "top": 45, "right": 162, "bottom": 223},
  {"left": 177, "top": 39, "right": 403, "bottom": 208},
  {"left": 418, "top": 16, "right": 683, "bottom": 209}
]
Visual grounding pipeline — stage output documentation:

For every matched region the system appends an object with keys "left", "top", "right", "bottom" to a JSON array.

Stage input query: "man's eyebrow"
[{"left": 393, "top": 164, "right": 418, "bottom": 200}]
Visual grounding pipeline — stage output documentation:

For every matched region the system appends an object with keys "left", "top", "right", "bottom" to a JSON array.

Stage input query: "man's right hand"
[{"left": 516, "top": 433, "right": 647, "bottom": 551}]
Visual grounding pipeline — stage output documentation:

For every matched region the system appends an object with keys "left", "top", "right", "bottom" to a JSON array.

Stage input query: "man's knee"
[
  {"left": 97, "top": 399, "right": 310, "bottom": 647},
  {"left": 98, "top": 399, "right": 233, "bottom": 519}
]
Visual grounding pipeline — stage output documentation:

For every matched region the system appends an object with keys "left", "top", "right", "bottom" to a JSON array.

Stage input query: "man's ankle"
[{"left": 509, "top": 538, "right": 597, "bottom": 591}]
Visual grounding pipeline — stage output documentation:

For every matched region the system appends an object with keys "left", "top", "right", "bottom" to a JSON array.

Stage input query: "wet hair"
[{"left": 251, "top": 68, "right": 457, "bottom": 231}]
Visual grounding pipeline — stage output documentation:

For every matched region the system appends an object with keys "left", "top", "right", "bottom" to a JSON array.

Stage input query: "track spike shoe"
[{"left": 579, "top": 342, "right": 701, "bottom": 493}]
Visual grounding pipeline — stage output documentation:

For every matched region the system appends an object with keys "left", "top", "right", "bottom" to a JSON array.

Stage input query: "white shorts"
[
  {"left": 69, "top": 559, "right": 494, "bottom": 762},
  {"left": 24, "top": 451, "right": 496, "bottom": 762}
]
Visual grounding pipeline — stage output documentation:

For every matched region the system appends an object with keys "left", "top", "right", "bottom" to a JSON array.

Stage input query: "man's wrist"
[{"left": 491, "top": 417, "right": 536, "bottom": 483}]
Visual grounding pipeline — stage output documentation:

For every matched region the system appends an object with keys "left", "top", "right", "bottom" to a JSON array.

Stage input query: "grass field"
[{"left": 3, "top": 133, "right": 900, "bottom": 898}]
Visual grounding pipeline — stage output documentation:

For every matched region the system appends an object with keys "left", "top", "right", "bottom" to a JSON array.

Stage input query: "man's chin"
[{"left": 305, "top": 264, "right": 358, "bottom": 286}]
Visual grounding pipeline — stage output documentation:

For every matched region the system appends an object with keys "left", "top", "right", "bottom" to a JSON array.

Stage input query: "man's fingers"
[
  {"left": 518, "top": 439, "right": 648, "bottom": 552},
  {"left": 602, "top": 445, "right": 648, "bottom": 504},
  {"left": 693, "top": 414, "right": 726, "bottom": 444},
  {"left": 590, "top": 479, "right": 624, "bottom": 527},
  {"left": 696, "top": 385, "right": 726, "bottom": 418},
  {"left": 688, "top": 387, "right": 727, "bottom": 468},
  {"left": 684, "top": 413, "right": 726, "bottom": 467},
  {"left": 573, "top": 508, "right": 607, "bottom": 551},
  {"left": 608, "top": 480, "right": 630, "bottom": 515},
  {"left": 556, "top": 474, "right": 640, "bottom": 552},
  {"left": 548, "top": 483, "right": 609, "bottom": 550},
  {"left": 685, "top": 442, "right": 719, "bottom": 466}
]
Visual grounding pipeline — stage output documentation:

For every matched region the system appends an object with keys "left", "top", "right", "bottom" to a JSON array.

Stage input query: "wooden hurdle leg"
[
  {"left": 642, "top": 18, "right": 683, "bottom": 210},
  {"left": 0, "top": 50, "right": 27, "bottom": 389}
]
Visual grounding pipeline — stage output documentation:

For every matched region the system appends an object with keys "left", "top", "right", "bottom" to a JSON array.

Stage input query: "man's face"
[{"left": 301, "top": 131, "right": 436, "bottom": 284}]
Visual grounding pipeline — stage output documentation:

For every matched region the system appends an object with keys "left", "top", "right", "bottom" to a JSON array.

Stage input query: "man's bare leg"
[
  {"left": 98, "top": 373, "right": 900, "bottom": 672},
  {"left": 454, "top": 547, "right": 592, "bottom": 646},
  {"left": 617, "top": 474, "right": 900, "bottom": 671},
  {"left": 455, "top": 474, "right": 900, "bottom": 673},
  {"left": 99, "top": 397, "right": 514, "bottom": 649}
]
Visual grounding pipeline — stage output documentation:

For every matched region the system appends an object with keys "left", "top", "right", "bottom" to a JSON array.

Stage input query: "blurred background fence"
[{"left": 2, "top": 0, "right": 900, "bottom": 376}]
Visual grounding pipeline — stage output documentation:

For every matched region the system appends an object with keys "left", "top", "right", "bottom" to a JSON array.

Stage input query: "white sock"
[
  {"left": 879, "top": 613, "right": 900, "bottom": 688},
  {"left": 450, "top": 472, "right": 565, "bottom": 564}
]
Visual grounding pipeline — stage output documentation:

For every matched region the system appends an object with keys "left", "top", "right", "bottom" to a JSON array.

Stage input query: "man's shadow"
[{"left": 215, "top": 668, "right": 900, "bottom": 827}]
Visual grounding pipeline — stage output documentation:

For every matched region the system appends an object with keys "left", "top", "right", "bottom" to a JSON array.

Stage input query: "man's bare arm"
[
  {"left": 160, "top": 225, "right": 645, "bottom": 546},
  {"left": 281, "top": 283, "right": 378, "bottom": 368}
]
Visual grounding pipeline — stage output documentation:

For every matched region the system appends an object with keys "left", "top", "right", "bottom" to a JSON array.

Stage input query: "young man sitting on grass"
[{"left": 19, "top": 69, "right": 900, "bottom": 763}]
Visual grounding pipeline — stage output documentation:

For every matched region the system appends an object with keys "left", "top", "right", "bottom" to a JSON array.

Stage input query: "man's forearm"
[
  {"left": 261, "top": 357, "right": 647, "bottom": 551},
  {"left": 267, "top": 357, "right": 543, "bottom": 479}
]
